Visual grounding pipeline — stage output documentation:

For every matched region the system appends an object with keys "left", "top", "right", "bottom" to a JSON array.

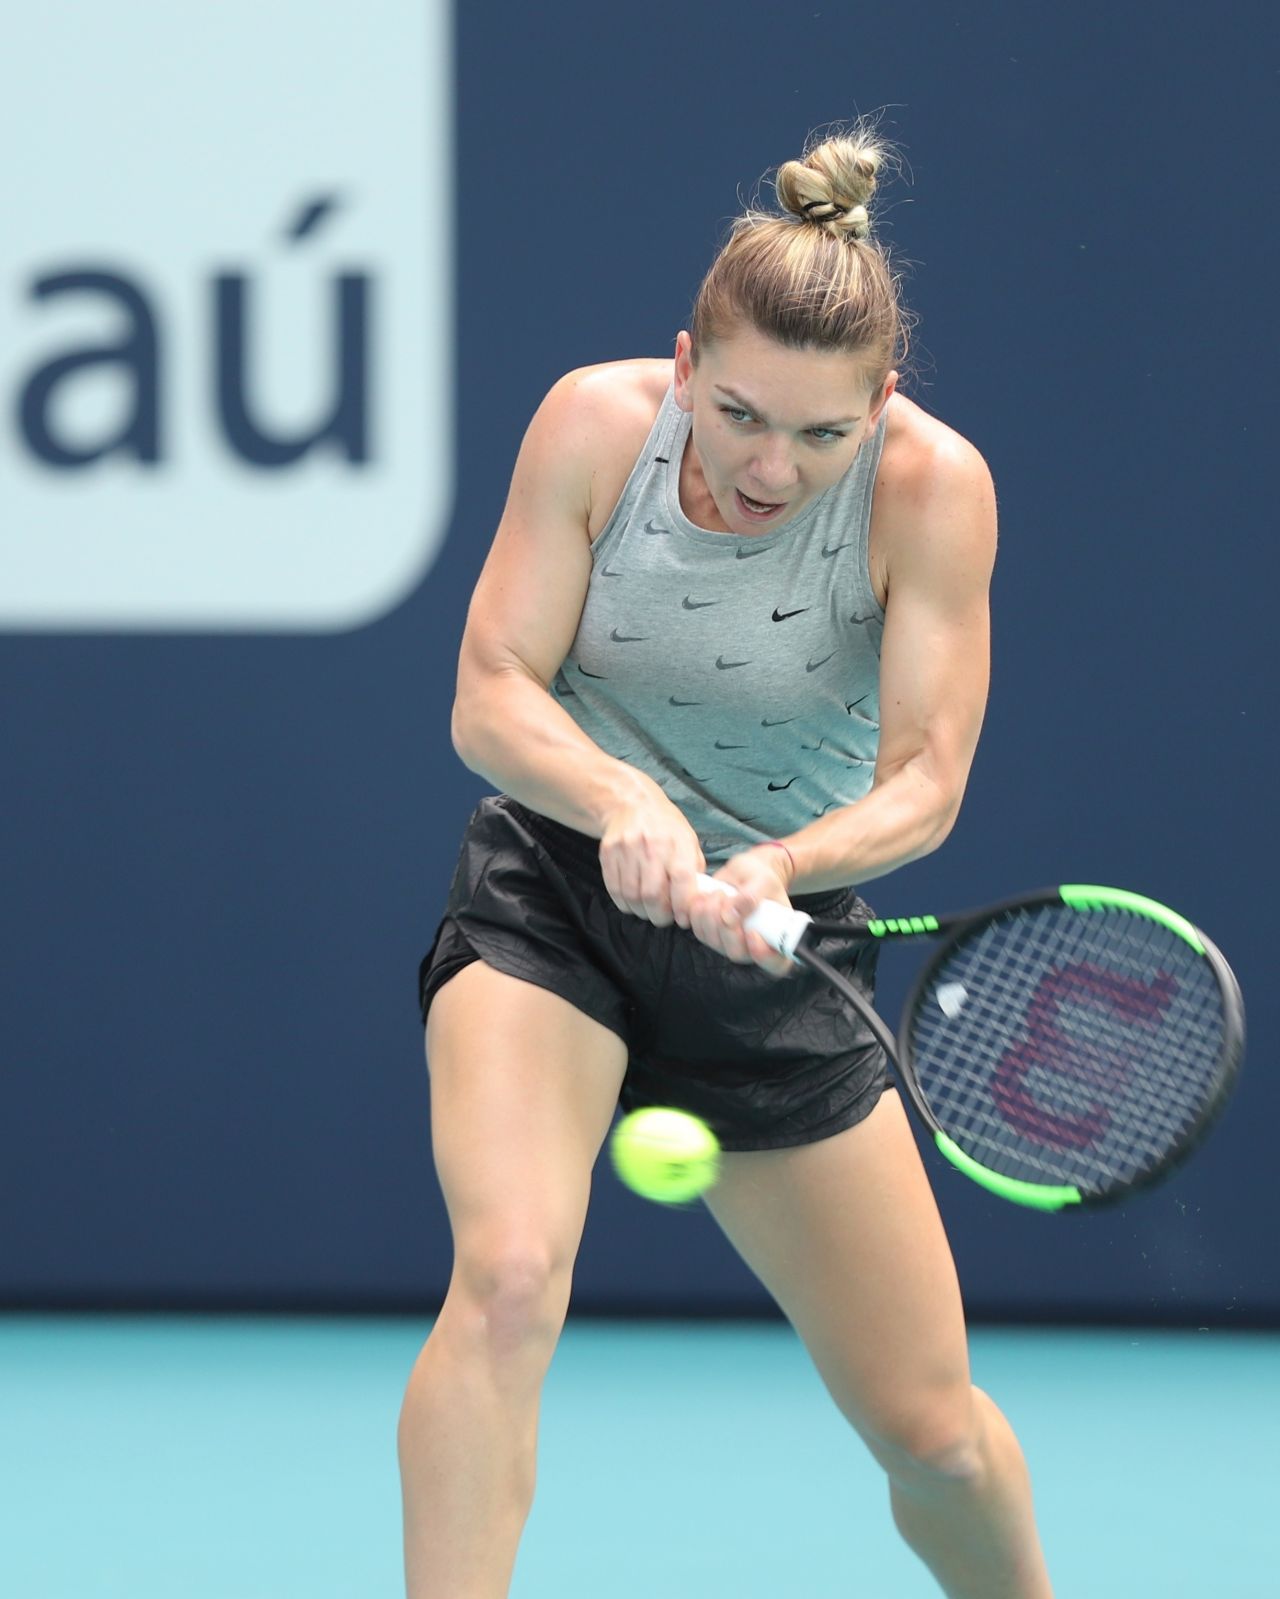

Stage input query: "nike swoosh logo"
[
  {"left": 714, "top": 739, "right": 747, "bottom": 749},
  {"left": 643, "top": 520, "right": 671, "bottom": 535},
  {"left": 772, "top": 606, "right": 809, "bottom": 622},
  {"left": 577, "top": 664, "right": 607, "bottom": 679},
  {"left": 762, "top": 717, "right": 797, "bottom": 727},
  {"left": 805, "top": 653, "right": 835, "bottom": 672},
  {"left": 800, "top": 738, "right": 825, "bottom": 752},
  {"left": 767, "top": 777, "right": 799, "bottom": 791},
  {"left": 601, "top": 565, "right": 623, "bottom": 578},
  {"left": 553, "top": 680, "right": 577, "bottom": 698},
  {"left": 682, "top": 596, "right": 718, "bottom": 609},
  {"left": 735, "top": 543, "right": 771, "bottom": 558},
  {"left": 669, "top": 696, "right": 702, "bottom": 706},
  {"left": 849, "top": 612, "right": 879, "bottom": 625},
  {"left": 822, "top": 542, "right": 852, "bottom": 558},
  {"left": 715, "top": 656, "right": 752, "bottom": 669},
  {"left": 610, "top": 628, "right": 647, "bottom": 642}
]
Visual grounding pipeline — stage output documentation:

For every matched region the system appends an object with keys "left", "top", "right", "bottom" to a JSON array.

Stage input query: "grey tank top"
[{"left": 551, "top": 382, "right": 888, "bottom": 864}]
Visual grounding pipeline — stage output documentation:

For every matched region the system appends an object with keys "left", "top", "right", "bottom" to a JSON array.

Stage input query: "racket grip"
[{"left": 694, "top": 872, "right": 813, "bottom": 961}]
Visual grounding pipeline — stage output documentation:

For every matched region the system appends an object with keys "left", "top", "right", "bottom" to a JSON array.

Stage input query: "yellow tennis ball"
[{"left": 610, "top": 1108, "right": 721, "bottom": 1204}]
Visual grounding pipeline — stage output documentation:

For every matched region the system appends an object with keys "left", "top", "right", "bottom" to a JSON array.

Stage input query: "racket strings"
[{"left": 908, "top": 908, "right": 1230, "bottom": 1190}]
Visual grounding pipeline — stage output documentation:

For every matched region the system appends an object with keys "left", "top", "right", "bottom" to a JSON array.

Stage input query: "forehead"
[{"left": 698, "top": 325, "right": 872, "bottom": 418}]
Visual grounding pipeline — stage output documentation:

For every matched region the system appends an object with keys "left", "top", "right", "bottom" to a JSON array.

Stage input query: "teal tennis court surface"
[{"left": 2, "top": 1316, "right": 1274, "bottom": 1596}]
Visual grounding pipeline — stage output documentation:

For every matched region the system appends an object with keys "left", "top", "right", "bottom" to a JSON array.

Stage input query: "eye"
[
  {"left": 719, "top": 405, "right": 754, "bottom": 425},
  {"left": 808, "top": 427, "right": 846, "bottom": 444}
]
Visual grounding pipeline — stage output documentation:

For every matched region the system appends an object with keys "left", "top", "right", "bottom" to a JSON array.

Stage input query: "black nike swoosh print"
[
  {"left": 610, "top": 628, "right": 647, "bottom": 642},
  {"left": 805, "top": 653, "right": 835, "bottom": 672},
  {"left": 761, "top": 716, "right": 797, "bottom": 727},
  {"left": 849, "top": 612, "right": 879, "bottom": 626},
  {"left": 601, "top": 566, "right": 624, "bottom": 578},
  {"left": 669, "top": 696, "right": 702, "bottom": 706},
  {"left": 822, "top": 542, "right": 852, "bottom": 558},
  {"left": 715, "top": 656, "right": 752, "bottom": 669},
  {"left": 800, "top": 738, "right": 825, "bottom": 752},
  {"left": 771, "top": 606, "right": 809, "bottom": 622},
  {"left": 735, "top": 543, "right": 771, "bottom": 559},
  {"left": 767, "top": 777, "right": 799, "bottom": 791},
  {"left": 577, "top": 664, "right": 607, "bottom": 679},
  {"left": 714, "top": 739, "right": 747, "bottom": 749},
  {"left": 643, "top": 520, "right": 670, "bottom": 535},
  {"left": 682, "top": 597, "right": 718, "bottom": 609},
  {"left": 553, "top": 681, "right": 577, "bottom": 698}
]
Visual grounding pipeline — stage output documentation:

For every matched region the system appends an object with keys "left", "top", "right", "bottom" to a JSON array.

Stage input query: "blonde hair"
[{"left": 690, "top": 120, "right": 912, "bottom": 396}]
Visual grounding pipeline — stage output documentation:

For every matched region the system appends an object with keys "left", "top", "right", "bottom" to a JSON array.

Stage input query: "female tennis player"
[{"left": 402, "top": 123, "right": 1054, "bottom": 1598}]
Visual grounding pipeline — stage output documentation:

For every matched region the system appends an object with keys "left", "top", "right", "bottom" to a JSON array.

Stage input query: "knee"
[
  {"left": 865, "top": 1390, "right": 986, "bottom": 1495},
  {"left": 449, "top": 1241, "right": 573, "bottom": 1359}
]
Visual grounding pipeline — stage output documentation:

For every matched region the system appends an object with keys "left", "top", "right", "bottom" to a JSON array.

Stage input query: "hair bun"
[{"left": 776, "top": 126, "right": 887, "bottom": 242}]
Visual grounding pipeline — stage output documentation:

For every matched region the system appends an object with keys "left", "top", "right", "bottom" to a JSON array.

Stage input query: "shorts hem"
[
  {"left": 711, "top": 1076, "right": 893, "bottom": 1153},
  {"left": 421, "top": 922, "right": 631, "bottom": 1055}
]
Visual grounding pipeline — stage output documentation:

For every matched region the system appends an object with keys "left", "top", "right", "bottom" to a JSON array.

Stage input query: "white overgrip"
[{"left": 693, "top": 873, "right": 812, "bottom": 962}]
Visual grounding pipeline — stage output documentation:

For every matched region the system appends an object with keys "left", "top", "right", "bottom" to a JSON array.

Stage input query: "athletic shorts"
[{"left": 417, "top": 795, "right": 889, "bottom": 1152}]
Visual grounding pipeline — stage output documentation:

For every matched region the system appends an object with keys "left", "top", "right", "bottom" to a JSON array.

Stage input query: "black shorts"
[{"left": 417, "top": 796, "right": 889, "bottom": 1152}]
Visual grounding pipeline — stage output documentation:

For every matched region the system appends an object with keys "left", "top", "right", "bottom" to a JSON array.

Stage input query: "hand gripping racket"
[{"left": 696, "top": 876, "right": 1245, "bottom": 1211}]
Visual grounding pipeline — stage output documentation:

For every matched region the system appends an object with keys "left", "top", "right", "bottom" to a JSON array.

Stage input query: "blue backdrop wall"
[{"left": 3, "top": 0, "right": 1275, "bottom": 1322}]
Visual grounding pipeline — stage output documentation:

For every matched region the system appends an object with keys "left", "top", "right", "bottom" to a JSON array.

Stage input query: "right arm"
[{"left": 451, "top": 369, "right": 705, "bottom": 920}]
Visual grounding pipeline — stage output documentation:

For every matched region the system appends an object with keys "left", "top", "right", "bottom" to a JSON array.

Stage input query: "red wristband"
[{"left": 762, "top": 839, "right": 797, "bottom": 884}]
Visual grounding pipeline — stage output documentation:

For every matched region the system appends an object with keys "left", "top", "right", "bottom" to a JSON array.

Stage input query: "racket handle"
[{"left": 694, "top": 872, "right": 812, "bottom": 961}]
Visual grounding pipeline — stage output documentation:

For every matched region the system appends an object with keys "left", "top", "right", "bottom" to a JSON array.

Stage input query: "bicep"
[
  {"left": 873, "top": 441, "right": 997, "bottom": 805},
  {"left": 458, "top": 373, "right": 600, "bottom": 693}
]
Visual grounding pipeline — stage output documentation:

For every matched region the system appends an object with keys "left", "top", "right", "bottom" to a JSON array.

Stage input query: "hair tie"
[{"left": 801, "top": 198, "right": 844, "bottom": 221}]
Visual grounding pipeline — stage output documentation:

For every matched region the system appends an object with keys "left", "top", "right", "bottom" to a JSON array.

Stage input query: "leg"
[
  {"left": 399, "top": 961, "right": 627, "bottom": 1599},
  {"left": 703, "top": 1090, "right": 1053, "bottom": 1599}
]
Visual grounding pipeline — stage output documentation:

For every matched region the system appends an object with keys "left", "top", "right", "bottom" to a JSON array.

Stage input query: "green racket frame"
[{"left": 796, "top": 884, "right": 1245, "bottom": 1211}]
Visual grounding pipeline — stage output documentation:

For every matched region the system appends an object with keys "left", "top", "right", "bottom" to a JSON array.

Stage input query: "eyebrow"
[{"left": 714, "top": 385, "right": 863, "bottom": 430}]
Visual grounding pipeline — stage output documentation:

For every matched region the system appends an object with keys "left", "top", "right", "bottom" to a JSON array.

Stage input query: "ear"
[
  {"left": 868, "top": 370, "right": 898, "bottom": 428},
  {"left": 673, "top": 330, "right": 695, "bottom": 412}
]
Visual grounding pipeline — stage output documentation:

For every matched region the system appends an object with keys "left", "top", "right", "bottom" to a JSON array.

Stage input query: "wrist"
[{"left": 758, "top": 838, "right": 797, "bottom": 888}]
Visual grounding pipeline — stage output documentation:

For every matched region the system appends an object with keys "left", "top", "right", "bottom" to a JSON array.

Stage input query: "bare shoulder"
[
  {"left": 533, "top": 359, "right": 671, "bottom": 538},
  {"left": 870, "top": 393, "right": 997, "bottom": 596},
  {"left": 878, "top": 393, "right": 995, "bottom": 511}
]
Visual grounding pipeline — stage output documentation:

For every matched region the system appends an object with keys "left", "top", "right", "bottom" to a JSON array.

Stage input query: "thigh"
[
  {"left": 702, "top": 1090, "right": 971, "bottom": 1443},
  {"left": 426, "top": 960, "right": 629, "bottom": 1270}
]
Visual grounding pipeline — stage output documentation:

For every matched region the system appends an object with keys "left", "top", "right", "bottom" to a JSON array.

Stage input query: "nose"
[{"left": 748, "top": 437, "right": 798, "bottom": 496}]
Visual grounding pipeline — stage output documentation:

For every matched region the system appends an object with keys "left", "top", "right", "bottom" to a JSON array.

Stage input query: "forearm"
[
  {"left": 773, "top": 760, "right": 961, "bottom": 895},
  {"left": 452, "top": 667, "right": 661, "bottom": 836}
]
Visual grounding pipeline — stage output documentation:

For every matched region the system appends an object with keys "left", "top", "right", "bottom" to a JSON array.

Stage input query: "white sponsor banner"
[{"left": 1, "top": 1, "right": 452, "bottom": 631}]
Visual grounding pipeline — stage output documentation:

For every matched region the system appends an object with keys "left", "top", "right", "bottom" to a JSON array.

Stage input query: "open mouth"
[{"left": 735, "top": 488, "right": 786, "bottom": 522}]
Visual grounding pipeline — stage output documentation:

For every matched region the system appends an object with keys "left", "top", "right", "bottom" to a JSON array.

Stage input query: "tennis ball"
[{"left": 610, "top": 1107, "right": 721, "bottom": 1205}]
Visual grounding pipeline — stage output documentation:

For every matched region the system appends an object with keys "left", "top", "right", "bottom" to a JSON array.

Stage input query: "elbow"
[
  {"left": 925, "top": 801, "right": 960, "bottom": 855},
  {"left": 920, "top": 772, "right": 969, "bottom": 856},
  {"left": 895, "top": 762, "right": 966, "bottom": 862},
  {"left": 450, "top": 695, "right": 484, "bottom": 774}
]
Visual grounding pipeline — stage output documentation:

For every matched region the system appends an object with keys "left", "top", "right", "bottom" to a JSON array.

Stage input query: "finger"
[
  {"left": 669, "top": 866, "right": 703, "bottom": 929},
  {"left": 637, "top": 854, "right": 674, "bottom": 925},
  {"left": 714, "top": 896, "right": 754, "bottom": 964},
  {"left": 744, "top": 929, "right": 792, "bottom": 976},
  {"left": 608, "top": 848, "right": 645, "bottom": 916}
]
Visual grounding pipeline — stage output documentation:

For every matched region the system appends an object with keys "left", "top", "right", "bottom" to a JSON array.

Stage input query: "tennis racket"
[{"left": 696, "top": 876, "right": 1245, "bottom": 1211}]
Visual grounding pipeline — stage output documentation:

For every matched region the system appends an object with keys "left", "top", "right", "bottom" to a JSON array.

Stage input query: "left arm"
[
  {"left": 688, "top": 431, "right": 996, "bottom": 970},
  {"left": 779, "top": 429, "right": 997, "bottom": 892}
]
